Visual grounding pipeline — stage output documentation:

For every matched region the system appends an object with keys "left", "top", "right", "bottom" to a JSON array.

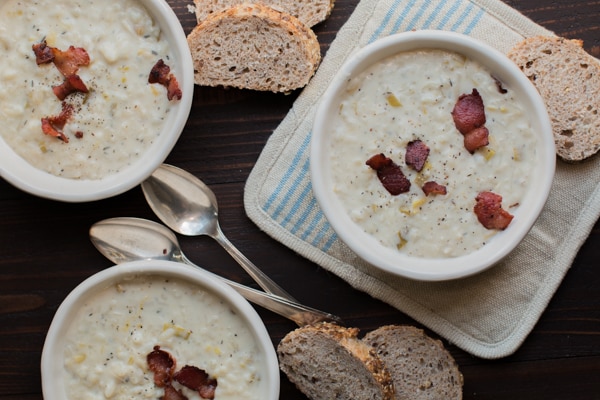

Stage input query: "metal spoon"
[
  {"left": 89, "top": 217, "right": 342, "bottom": 327},
  {"left": 141, "top": 164, "right": 296, "bottom": 301}
]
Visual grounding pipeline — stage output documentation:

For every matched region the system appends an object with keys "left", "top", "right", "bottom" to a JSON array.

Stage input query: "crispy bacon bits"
[
  {"left": 41, "top": 102, "right": 74, "bottom": 143},
  {"left": 163, "top": 385, "right": 188, "bottom": 400},
  {"left": 149, "top": 59, "right": 182, "bottom": 101},
  {"left": 174, "top": 365, "right": 218, "bottom": 400},
  {"left": 405, "top": 139, "right": 430, "bottom": 172},
  {"left": 146, "top": 346, "right": 218, "bottom": 400},
  {"left": 33, "top": 40, "right": 90, "bottom": 99},
  {"left": 366, "top": 153, "right": 411, "bottom": 195},
  {"left": 451, "top": 89, "right": 486, "bottom": 134},
  {"left": 32, "top": 41, "right": 55, "bottom": 65},
  {"left": 33, "top": 40, "right": 91, "bottom": 141},
  {"left": 52, "top": 73, "right": 89, "bottom": 100},
  {"left": 51, "top": 45, "right": 90, "bottom": 77},
  {"left": 41, "top": 118, "right": 68, "bottom": 143},
  {"left": 463, "top": 126, "right": 490, "bottom": 154},
  {"left": 451, "top": 88, "right": 490, "bottom": 153},
  {"left": 422, "top": 181, "right": 447, "bottom": 196},
  {"left": 33, "top": 41, "right": 91, "bottom": 76},
  {"left": 147, "top": 346, "right": 177, "bottom": 388},
  {"left": 474, "top": 191, "right": 514, "bottom": 230}
]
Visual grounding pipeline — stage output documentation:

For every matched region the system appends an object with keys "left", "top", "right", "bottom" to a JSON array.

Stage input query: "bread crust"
[
  {"left": 363, "top": 325, "right": 463, "bottom": 400},
  {"left": 186, "top": 3, "right": 321, "bottom": 93},
  {"left": 193, "top": 0, "right": 335, "bottom": 27},
  {"left": 277, "top": 322, "right": 395, "bottom": 400},
  {"left": 508, "top": 36, "right": 600, "bottom": 162}
]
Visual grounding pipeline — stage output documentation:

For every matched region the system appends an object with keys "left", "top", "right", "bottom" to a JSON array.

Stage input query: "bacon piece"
[
  {"left": 163, "top": 384, "right": 189, "bottom": 400},
  {"left": 474, "top": 191, "right": 514, "bottom": 230},
  {"left": 51, "top": 45, "right": 90, "bottom": 77},
  {"left": 32, "top": 41, "right": 55, "bottom": 65},
  {"left": 366, "top": 153, "right": 411, "bottom": 195},
  {"left": 167, "top": 77, "right": 183, "bottom": 101},
  {"left": 451, "top": 89, "right": 486, "bottom": 135},
  {"left": 463, "top": 126, "right": 489, "bottom": 154},
  {"left": 32, "top": 40, "right": 90, "bottom": 101},
  {"left": 422, "top": 181, "right": 447, "bottom": 196},
  {"left": 147, "top": 346, "right": 177, "bottom": 388},
  {"left": 32, "top": 41, "right": 90, "bottom": 76},
  {"left": 174, "top": 365, "right": 218, "bottom": 400},
  {"left": 49, "top": 102, "right": 74, "bottom": 129},
  {"left": 41, "top": 118, "right": 69, "bottom": 143},
  {"left": 40, "top": 102, "right": 74, "bottom": 143},
  {"left": 52, "top": 74, "right": 89, "bottom": 100},
  {"left": 405, "top": 139, "right": 430, "bottom": 172},
  {"left": 149, "top": 59, "right": 182, "bottom": 101},
  {"left": 149, "top": 59, "right": 171, "bottom": 85}
]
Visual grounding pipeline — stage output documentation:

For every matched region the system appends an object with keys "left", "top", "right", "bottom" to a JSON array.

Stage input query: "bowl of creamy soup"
[
  {"left": 41, "top": 260, "right": 280, "bottom": 400},
  {"left": 0, "top": 0, "right": 193, "bottom": 202},
  {"left": 311, "top": 30, "right": 555, "bottom": 280}
]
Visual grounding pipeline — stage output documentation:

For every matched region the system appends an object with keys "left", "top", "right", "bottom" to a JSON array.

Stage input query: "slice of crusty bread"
[
  {"left": 363, "top": 325, "right": 463, "bottom": 400},
  {"left": 507, "top": 36, "right": 600, "bottom": 162},
  {"left": 193, "top": 0, "right": 335, "bottom": 28},
  {"left": 186, "top": 3, "right": 321, "bottom": 93},
  {"left": 277, "top": 322, "right": 395, "bottom": 400}
]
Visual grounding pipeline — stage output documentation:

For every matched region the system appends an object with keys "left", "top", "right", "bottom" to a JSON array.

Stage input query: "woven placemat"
[{"left": 244, "top": 0, "right": 600, "bottom": 359}]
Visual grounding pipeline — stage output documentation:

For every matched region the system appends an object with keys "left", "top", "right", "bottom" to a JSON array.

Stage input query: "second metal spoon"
[
  {"left": 141, "top": 164, "right": 296, "bottom": 301},
  {"left": 89, "top": 217, "right": 342, "bottom": 327}
]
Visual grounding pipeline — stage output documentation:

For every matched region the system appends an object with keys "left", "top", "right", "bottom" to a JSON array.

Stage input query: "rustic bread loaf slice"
[
  {"left": 363, "top": 325, "right": 463, "bottom": 400},
  {"left": 277, "top": 322, "right": 395, "bottom": 400},
  {"left": 193, "top": 0, "right": 335, "bottom": 27},
  {"left": 507, "top": 36, "right": 600, "bottom": 162},
  {"left": 186, "top": 3, "right": 321, "bottom": 93}
]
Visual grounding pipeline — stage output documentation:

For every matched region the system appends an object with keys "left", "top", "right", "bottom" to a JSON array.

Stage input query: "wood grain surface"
[{"left": 0, "top": 0, "right": 598, "bottom": 399}]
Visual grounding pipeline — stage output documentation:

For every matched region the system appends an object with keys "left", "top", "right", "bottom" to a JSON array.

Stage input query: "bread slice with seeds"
[
  {"left": 507, "top": 36, "right": 600, "bottom": 162},
  {"left": 277, "top": 322, "right": 395, "bottom": 400},
  {"left": 186, "top": 3, "right": 321, "bottom": 93},
  {"left": 363, "top": 325, "right": 463, "bottom": 400},
  {"left": 193, "top": 0, "right": 335, "bottom": 28}
]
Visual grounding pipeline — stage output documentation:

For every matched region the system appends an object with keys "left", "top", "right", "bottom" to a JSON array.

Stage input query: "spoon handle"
[
  {"left": 181, "top": 255, "right": 342, "bottom": 327},
  {"left": 213, "top": 225, "right": 299, "bottom": 302}
]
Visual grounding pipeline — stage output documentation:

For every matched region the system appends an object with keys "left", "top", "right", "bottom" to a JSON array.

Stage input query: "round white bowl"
[
  {"left": 0, "top": 0, "right": 193, "bottom": 202},
  {"left": 41, "top": 260, "right": 280, "bottom": 399},
  {"left": 311, "top": 30, "right": 555, "bottom": 281}
]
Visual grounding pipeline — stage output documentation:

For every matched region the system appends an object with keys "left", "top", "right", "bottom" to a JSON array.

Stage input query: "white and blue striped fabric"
[{"left": 245, "top": 0, "right": 600, "bottom": 359}]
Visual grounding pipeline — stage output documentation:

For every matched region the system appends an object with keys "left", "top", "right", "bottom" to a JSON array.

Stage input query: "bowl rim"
[
  {"left": 0, "top": 0, "right": 194, "bottom": 202},
  {"left": 310, "top": 30, "right": 556, "bottom": 281},
  {"left": 40, "top": 260, "right": 280, "bottom": 399}
]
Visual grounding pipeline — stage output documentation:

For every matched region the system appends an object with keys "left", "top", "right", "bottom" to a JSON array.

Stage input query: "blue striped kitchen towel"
[{"left": 244, "top": 0, "right": 600, "bottom": 359}]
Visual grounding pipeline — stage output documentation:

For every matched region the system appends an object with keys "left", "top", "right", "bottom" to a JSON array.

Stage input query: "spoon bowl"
[
  {"left": 90, "top": 217, "right": 342, "bottom": 327},
  {"left": 142, "top": 164, "right": 296, "bottom": 300},
  {"left": 142, "top": 165, "right": 219, "bottom": 236},
  {"left": 89, "top": 217, "right": 183, "bottom": 264}
]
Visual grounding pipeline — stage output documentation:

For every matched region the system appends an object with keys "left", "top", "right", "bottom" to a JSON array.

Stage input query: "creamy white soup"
[
  {"left": 0, "top": 0, "right": 177, "bottom": 179},
  {"left": 329, "top": 49, "right": 537, "bottom": 258},
  {"left": 62, "top": 275, "right": 266, "bottom": 400}
]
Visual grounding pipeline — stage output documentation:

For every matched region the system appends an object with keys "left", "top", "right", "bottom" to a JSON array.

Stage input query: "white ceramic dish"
[
  {"left": 0, "top": 0, "right": 193, "bottom": 202},
  {"left": 311, "top": 30, "right": 555, "bottom": 281},
  {"left": 41, "top": 260, "right": 280, "bottom": 400}
]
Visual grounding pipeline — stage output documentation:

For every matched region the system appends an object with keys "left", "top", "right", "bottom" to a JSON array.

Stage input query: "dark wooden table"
[{"left": 1, "top": 1, "right": 599, "bottom": 399}]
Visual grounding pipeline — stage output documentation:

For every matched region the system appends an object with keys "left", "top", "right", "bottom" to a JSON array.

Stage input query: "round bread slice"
[
  {"left": 186, "top": 3, "right": 321, "bottom": 93},
  {"left": 193, "top": 0, "right": 335, "bottom": 28},
  {"left": 363, "top": 325, "right": 463, "bottom": 400},
  {"left": 507, "top": 36, "right": 600, "bottom": 162},
  {"left": 277, "top": 322, "right": 395, "bottom": 400}
]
